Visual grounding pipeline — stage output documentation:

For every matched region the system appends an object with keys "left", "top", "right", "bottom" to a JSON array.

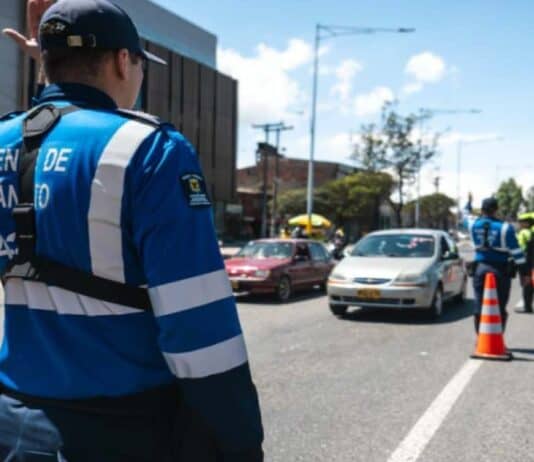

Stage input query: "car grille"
[
  {"left": 332, "top": 296, "right": 416, "bottom": 306},
  {"left": 352, "top": 278, "right": 391, "bottom": 285}
]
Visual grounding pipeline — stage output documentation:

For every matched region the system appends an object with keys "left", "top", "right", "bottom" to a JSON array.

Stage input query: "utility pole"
[
  {"left": 252, "top": 122, "right": 286, "bottom": 238},
  {"left": 433, "top": 175, "right": 441, "bottom": 193},
  {"left": 270, "top": 123, "right": 293, "bottom": 237}
]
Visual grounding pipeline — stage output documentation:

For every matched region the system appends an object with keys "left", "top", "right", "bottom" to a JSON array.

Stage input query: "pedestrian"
[
  {"left": 0, "top": 0, "right": 263, "bottom": 461},
  {"left": 517, "top": 212, "right": 534, "bottom": 312},
  {"left": 463, "top": 194, "right": 530, "bottom": 333},
  {"left": 291, "top": 225, "right": 305, "bottom": 239},
  {"left": 279, "top": 225, "right": 291, "bottom": 239}
]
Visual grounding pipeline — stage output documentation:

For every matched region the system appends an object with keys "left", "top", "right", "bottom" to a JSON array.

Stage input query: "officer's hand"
[{"left": 2, "top": 0, "right": 54, "bottom": 62}]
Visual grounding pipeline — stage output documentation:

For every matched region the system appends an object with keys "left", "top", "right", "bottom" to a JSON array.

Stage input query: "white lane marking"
[
  {"left": 516, "top": 300, "right": 524, "bottom": 309},
  {"left": 387, "top": 359, "right": 482, "bottom": 462}
]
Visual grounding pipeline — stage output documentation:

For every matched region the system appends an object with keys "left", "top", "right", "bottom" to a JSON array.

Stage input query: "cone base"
[{"left": 470, "top": 352, "right": 513, "bottom": 361}]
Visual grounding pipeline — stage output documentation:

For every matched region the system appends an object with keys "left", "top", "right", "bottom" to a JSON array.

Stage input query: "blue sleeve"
[
  {"left": 460, "top": 201, "right": 476, "bottom": 231},
  {"left": 129, "top": 127, "right": 263, "bottom": 456}
]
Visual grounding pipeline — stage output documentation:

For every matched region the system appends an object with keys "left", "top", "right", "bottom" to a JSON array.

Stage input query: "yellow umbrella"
[{"left": 288, "top": 213, "right": 332, "bottom": 228}]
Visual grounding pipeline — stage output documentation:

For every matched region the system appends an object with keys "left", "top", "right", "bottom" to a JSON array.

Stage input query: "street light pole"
[
  {"left": 306, "top": 24, "right": 320, "bottom": 236},
  {"left": 307, "top": 24, "right": 415, "bottom": 234}
]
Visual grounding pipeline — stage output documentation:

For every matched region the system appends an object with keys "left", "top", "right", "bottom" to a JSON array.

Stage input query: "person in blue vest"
[
  {"left": 463, "top": 193, "right": 529, "bottom": 333},
  {"left": 0, "top": 0, "right": 263, "bottom": 461}
]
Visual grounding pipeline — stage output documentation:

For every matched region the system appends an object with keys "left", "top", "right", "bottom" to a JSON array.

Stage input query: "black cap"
[
  {"left": 39, "top": 0, "right": 166, "bottom": 65},
  {"left": 481, "top": 197, "right": 498, "bottom": 213}
]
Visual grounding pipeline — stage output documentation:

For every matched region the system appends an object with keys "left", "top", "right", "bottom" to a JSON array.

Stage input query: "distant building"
[
  {"left": 235, "top": 155, "right": 358, "bottom": 239},
  {"left": 0, "top": 0, "right": 238, "bottom": 235},
  {"left": 237, "top": 156, "right": 358, "bottom": 195}
]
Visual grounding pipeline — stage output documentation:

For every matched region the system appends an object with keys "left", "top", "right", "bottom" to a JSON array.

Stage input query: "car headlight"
[
  {"left": 328, "top": 272, "right": 348, "bottom": 283},
  {"left": 393, "top": 273, "right": 430, "bottom": 287},
  {"left": 254, "top": 269, "right": 270, "bottom": 278}
]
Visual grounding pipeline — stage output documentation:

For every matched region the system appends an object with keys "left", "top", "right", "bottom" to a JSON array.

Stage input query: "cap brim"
[{"left": 142, "top": 49, "right": 167, "bottom": 65}]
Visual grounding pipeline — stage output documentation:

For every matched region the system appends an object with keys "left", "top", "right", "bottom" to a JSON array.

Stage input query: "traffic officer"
[
  {"left": 463, "top": 194, "right": 529, "bottom": 333},
  {"left": 0, "top": 0, "right": 263, "bottom": 461},
  {"left": 517, "top": 212, "right": 534, "bottom": 312}
]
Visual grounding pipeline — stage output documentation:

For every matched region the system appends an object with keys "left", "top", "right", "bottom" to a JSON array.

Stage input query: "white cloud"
[
  {"left": 354, "top": 86, "right": 394, "bottom": 117},
  {"left": 405, "top": 52, "right": 446, "bottom": 83},
  {"left": 217, "top": 39, "right": 313, "bottom": 125},
  {"left": 402, "top": 82, "right": 423, "bottom": 95},
  {"left": 330, "top": 59, "right": 364, "bottom": 102}
]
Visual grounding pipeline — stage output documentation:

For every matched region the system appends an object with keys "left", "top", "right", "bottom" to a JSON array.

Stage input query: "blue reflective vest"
[
  {"left": 0, "top": 83, "right": 262, "bottom": 453},
  {"left": 463, "top": 206, "right": 526, "bottom": 267}
]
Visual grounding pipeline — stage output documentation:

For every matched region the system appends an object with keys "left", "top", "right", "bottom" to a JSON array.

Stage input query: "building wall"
[
  {"left": 112, "top": 0, "right": 216, "bottom": 68},
  {"left": 0, "top": 0, "right": 24, "bottom": 114},
  {"left": 237, "top": 157, "right": 358, "bottom": 195},
  {"left": 143, "top": 42, "right": 238, "bottom": 206}
]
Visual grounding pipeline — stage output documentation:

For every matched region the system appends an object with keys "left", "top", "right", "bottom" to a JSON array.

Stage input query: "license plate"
[
  {"left": 357, "top": 288, "right": 381, "bottom": 300},
  {"left": 231, "top": 280, "right": 239, "bottom": 290}
]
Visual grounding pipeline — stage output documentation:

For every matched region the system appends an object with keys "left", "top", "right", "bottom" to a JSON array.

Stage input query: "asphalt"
[{"left": 237, "top": 281, "right": 532, "bottom": 462}]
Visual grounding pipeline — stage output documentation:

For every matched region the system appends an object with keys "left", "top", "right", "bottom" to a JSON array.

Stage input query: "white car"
[{"left": 327, "top": 229, "right": 467, "bottom": 319}]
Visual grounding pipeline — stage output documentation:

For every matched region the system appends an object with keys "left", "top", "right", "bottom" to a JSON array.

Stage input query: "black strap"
[
  {"left": 8, "top": 104, "right": 153, "bottom": 312},
  {"left": 20, "top": 258, "right": 151, "bottom": 310}
]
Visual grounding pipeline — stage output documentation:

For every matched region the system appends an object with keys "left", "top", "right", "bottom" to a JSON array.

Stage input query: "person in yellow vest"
[{"left": 517, "top": 213, "right": 534, "bottom": 312}]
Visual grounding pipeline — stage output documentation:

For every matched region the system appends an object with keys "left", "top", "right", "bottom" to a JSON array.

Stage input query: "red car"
[{"left": 225, "top": 239, "right": 335, "bottom": 301}]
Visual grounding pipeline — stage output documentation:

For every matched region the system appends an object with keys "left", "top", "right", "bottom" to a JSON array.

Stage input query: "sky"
[{"left": 153, "top": 0, "right": 534, "bottom": 206}]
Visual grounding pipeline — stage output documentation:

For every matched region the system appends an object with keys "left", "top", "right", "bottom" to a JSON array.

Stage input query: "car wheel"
[
  {"left": 453, "top": 278, "right": 467, "bottom": 304},
  {"left": 429, "top": 285, "right": 444, "bottom": 319},
  {"left": 277, "top": 276, "right": 292, "bottom": 302},
  {"left": 329, "top": 304, "right": 348, "bottom": 316}
]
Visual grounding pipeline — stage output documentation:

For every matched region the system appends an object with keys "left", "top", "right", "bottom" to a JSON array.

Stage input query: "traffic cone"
[{"left": 471, "top": 272, "right": 512, "bottom": 361}]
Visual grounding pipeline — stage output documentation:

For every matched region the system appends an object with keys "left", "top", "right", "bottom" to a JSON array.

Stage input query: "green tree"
[
  {"left": 404, "top": 193, "right": 456, "bottom": 229},
  {"left": 496, "top": 178, "right": 523, "bottom": 220},
  {"left": 352, "top": 103, "right": 440, "bottom": 226},
  {"left": 276, "top": 188, "right": 330, "bottom": 220},
  {"left": 525, "top": 186, "right": 534, "bottom": 211},
  {"left": 276, "top": 171, "right": 394, "bottom": 230}
]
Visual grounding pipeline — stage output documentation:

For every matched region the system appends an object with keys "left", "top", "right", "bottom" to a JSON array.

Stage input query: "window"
[
  {"left": 310, "top": 242, "right": 329, "bottom": 261},
  {"left": 352, "top": 234, "right": 435, "bottom": 258},
  {"left": 295, "top": 244, "right": 311, "bottom": 260}
]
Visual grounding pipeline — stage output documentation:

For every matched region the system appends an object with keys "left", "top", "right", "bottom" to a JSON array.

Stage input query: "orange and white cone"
[{"left": 471, "top": 272, "right": 512, "bottom": 361}]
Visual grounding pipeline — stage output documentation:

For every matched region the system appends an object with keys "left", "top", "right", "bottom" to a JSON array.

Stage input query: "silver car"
[{"left": 327, "top": 229, "right": 467, "bottom": 319}]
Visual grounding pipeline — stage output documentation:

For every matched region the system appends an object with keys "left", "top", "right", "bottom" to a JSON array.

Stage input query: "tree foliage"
[
  {"left": 525, "top": 186, "right": 534, "bottom": 211},
  {"left": 404, "top": 193, "right": 456, "bottom": 229},
  {"left": 496, "top": 178, "right": 523, "bottom": 220},
  {"left": 352, "top": 102, "right": 440, "bottom": 226},
  {"left": 276, "top": 171, "right": 394, "bottom": 229}
]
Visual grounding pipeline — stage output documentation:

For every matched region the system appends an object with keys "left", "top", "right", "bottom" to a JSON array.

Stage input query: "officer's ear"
[{"left": 113, "top": 48, "right": 131, "bottom": 81}]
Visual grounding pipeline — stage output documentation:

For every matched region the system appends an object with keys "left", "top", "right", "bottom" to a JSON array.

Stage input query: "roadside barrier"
[{"left": 471, "top": 272, "right": 512, "bottom": 361}]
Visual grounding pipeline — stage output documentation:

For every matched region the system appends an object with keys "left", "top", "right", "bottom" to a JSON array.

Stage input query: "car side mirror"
[{"left": 294, "top": 254, "right": 307, "bottom": 262}]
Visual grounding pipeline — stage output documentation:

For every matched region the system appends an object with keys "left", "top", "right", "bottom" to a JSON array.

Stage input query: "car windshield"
[
  {"left": 236, "top": 242, "right": 294, "bottom": 259},
  {"left": 351, "top": 234, "right": 435, "bottom": 258}
]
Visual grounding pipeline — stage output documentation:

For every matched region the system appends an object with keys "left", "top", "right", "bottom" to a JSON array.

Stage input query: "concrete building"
[{"left": 0, "top": 0, "right": 238, "bottom": 236}]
